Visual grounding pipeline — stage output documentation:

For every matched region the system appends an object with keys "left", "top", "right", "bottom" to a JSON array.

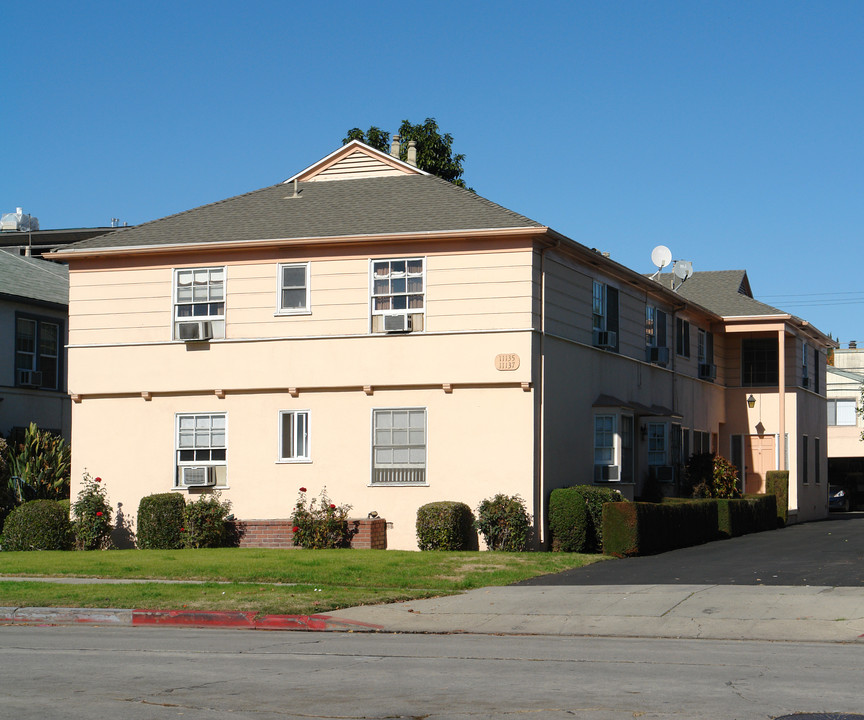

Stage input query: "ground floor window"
[
  {"left": 175, "top": 413, "right": 226, "bottom": 488},
  {"left": 371, "top": 408, "right": 427, "bottom": 485},
  {"left": 647, "top": 422, "right": 667, "bottom": 466},
  {"left": 279, "top": 410, "right": 310, "bottom": 462}
]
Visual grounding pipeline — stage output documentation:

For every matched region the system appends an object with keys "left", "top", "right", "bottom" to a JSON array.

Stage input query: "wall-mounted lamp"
[{"left": 747, "top": 394, "right": 756, "bottom": 409}]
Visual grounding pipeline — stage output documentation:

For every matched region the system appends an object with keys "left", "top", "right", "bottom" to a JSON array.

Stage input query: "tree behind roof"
[{"left": 343, "top": 118, "right": 469, "bottom": 189}]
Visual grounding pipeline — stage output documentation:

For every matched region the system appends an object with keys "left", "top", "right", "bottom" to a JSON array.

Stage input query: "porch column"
[{"left": 778, "top": 329, "right": 786, "bottom": 470}]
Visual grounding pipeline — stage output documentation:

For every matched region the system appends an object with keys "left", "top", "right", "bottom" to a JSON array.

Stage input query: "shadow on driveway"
[{"left": 519, "top": 514, "right": 864, "bottom": 587}]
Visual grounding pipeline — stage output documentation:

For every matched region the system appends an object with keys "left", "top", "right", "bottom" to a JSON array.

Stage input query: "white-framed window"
[
  {"left": 277, "top": 263, "right": 310, "bottom": 314},
  {"left": 591, "top": 281, "right": 619, "bottom": 351},
  {"left": 371, "top": 408, "right": 426, "bottom": 485},
  {"left": 175, "top": 413, "right": 227, "bottom": 488},
  {"left": 173, "top": 267, "right": 226, "bottom": 340},
  {"left": 802, "top": 341, "right": 810, "bottom": 387},
  {"left": 594, "top": 415, "right": 616, "bottom": 465},
  {"left": 647, "top": 422, "right": 668, "bottom": 465},
  {"left": 592, "top": 281, "right": 606, "bottom": 331},
  {"left": 828, "top": 399, "right": 857, "bottom": 426},
  {"left": 697, "top": 329, "right": 707, "bottom": 363},
  {"left": 279, "top": 410, "right": 310, "bottom": 462},
  {"left": 370, "top": 258, "right": 425, "bottom": 333},
  {"left": 646, "top": 307, "right": 667, "bottom": 347},
  {"left": 15, "top": 315, "right": 61, "bottom": 390},
  {"left": 593, "top": 412, "right": 632, "bottom": 482}
]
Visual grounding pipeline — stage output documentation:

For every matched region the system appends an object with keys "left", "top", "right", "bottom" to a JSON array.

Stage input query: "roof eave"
[{"left": 49, "top": 226, "right": 551, "bottom": 260}]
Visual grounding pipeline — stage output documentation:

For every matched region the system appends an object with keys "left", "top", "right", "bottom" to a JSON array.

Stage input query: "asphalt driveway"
[{"left": 519, "top": 513, "right": 864, "bottom": 587}]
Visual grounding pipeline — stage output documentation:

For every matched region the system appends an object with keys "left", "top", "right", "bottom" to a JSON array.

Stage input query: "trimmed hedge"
[
  {"left": 1, "top": 499, "right": 74, "bottom": 551},
  {"left": 766, "top": 471, "right": 789, "bottom": 527},
  {"left": 603, "top": 500, "right": 718, "bottom": 557},
  {"left": 716, "top": 495, "right": 777, "bottom": 538},
  {"left": 416, "top": 501, "right": 477, "bottom": 550},
  {"left": 549, "top": 486, "right": 624, "bottom": 552},
  {"left": 548, "top": 488, "right": 588, "bottom": 552},
  {"left": 604, "top": 495, "right": 780, "bottom": 557},
  {"left": 137, "top": 493, "right": 186, "bottom": 549}
]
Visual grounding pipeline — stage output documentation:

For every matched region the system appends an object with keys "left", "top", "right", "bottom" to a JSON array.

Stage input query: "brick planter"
[{"left": 232, "top": 518, "right": 387, "bottom": 550}]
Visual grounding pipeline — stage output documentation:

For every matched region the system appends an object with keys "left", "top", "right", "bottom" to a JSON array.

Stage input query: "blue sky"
[{"left": 4, "top": 1, "right": 863, "bottom": 343}]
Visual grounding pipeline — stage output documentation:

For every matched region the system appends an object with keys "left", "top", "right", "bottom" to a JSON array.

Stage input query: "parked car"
[{"left": 829, "top": 484, "right": 852, "bottom": 512}]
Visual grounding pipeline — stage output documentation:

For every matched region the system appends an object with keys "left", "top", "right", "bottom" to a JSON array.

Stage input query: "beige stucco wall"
[
  {"left": 66, "top": 238, "right": 539, "bottom": 550},
  {"left": 70, "top": 383, "right": 536, "bottom": 551},
  {"left": 68, "top": 242, "right": 536, "bottom": 346}
]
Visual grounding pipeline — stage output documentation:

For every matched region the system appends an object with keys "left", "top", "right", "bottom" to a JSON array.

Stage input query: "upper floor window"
[
  {"left": 802, "top": 341, "right": 810, "bottom": 388},
  {"left": 371, "top": 258, "right": 424, "bottom": 333},
  {"left": 277, "top": 263, "right": 310, "bottom": 314},
  {"left": 591, "top": 281, "right": 619, "bottom": 351},
  {"left": 741, "top": 338, "right": 778, "bottom": 386},
  {"left": 676, "top": 318, "right": 690, "bottom": 358},
  {"left": 174, "top": 267, "right": 225, "bottom": 340},
  {"left": 828, "top": 399, "right": 857, "bottom": 426},
  {"left": 645, "top": 307, "right": 667, "bottom": 347},
  {"left": 15, "top": 315, "right": 61, "bottom": 391}
]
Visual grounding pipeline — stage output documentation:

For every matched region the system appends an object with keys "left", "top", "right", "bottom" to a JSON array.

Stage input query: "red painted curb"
[{"left": 132, "top": 609, "right": 382, "bottom": 631}]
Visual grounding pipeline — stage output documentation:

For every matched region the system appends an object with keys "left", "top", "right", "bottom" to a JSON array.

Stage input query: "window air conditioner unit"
[
  {"left": 181, "top": 466, "right": 217, "bottom": 487},
  {"left": 178, "top": 320, "right": 214, "bottom": 342},
  {"left": 653, "top": 465, "right": 674, "bottom": 482},
  {"left": 18, "top": 369, "right": 43, "bottom": 387},
  {"left": 593, "top": 330, "right": 617, "bottom": 349},
  {"left": 646, "top": 346, "right": 670, "bottom": 365},
  {"left": 698, "top": 363, "right": 717, "bottom": 380},
  {"left": 594, "top": 464, "right": 620, "bottom": 481},
  {"left": 383, "top": 314, "right": 412, "bottom": 333}
]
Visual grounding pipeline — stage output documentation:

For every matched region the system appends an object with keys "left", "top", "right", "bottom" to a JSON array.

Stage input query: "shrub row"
[
  {"left": 138, "top": 492, "right": 234, "bottom": 549},
  {"left": 416, "top": 495, "right": 533, "bottom": 551},
  {"left": 602, "top": 494, "right": 778, "bottom": 557}
]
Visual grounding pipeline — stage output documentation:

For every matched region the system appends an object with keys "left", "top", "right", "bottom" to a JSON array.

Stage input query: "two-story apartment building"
[{"left": 53, "top": 141, "right": 833, "bottom": 549}]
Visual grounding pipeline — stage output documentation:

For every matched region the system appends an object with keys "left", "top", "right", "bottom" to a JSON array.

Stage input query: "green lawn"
[{"left": 0, "top": 548, "right": 608, "bottom": 615}]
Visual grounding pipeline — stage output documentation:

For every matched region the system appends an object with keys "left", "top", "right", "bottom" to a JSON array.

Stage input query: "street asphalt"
[{"left": 2, "top": 514, "right": 863, "bottom": 642}]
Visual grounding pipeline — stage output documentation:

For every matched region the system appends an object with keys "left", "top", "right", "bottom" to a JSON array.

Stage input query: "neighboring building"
[
  {"left": 826, "top": 345, "right": 864, "bottom": 507},
  {"left": 0, "top": 251, "right": 70, "bottom": 440},
  {"left": 52, "top": 141, "right": 834, "bottom": 549},
  {"left": 0, "top": 226, "right": 124, "bottom": 259}
]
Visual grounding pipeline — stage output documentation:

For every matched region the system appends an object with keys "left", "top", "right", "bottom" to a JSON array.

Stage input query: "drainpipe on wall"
[
  {"left": 778, "top": 328, "right": 786, "bottom": 470},
  {"left": 537, "top": 236, "right": 560, "bottom": 547}
]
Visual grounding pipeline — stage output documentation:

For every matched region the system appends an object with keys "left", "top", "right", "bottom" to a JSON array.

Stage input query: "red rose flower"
[
  {"left": 292, "top": 526, "right": 300, "bottom": 532},
  {"left": 329, "top": 504, "right": 336, "bottom": 509},
  {"left": 299, "top": 487, "right": 307, "bottom": 492},
  {"left": 95, "top": 477, "right": 102, "bottom": 483},
  {"left": 96, "top": 511, "right": 103, "bottom": 517},
  {"left": 180, "top": 527, "right": 185, "bottom": 532}
]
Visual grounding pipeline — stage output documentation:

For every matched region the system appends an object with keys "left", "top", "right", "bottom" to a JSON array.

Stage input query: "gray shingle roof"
[
  {"left": 65, "top": 175, "right": 544, "bottom": 251},
  {"left": 656, "top": 270, "right": 787, "bottom": 318},
  {"left": 0, "top": 251, "right": 68, "bottom": 306}
]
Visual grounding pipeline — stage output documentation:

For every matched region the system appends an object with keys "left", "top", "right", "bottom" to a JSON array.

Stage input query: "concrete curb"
[{"left": 0, "top": 606, "right": 382, "bottom": 632}]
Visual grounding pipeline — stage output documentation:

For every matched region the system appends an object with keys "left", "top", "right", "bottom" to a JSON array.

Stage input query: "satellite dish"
[
  {"left": 673, "top": 261, "right": 693, "bottom": 280},
  {"left": 651, "top": 245, "right": 672, "bottom": 271}
]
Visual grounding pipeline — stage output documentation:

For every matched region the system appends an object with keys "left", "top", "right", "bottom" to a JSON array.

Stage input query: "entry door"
[{"left": 745, "top": 435, "right": 776, "bottom": 494}]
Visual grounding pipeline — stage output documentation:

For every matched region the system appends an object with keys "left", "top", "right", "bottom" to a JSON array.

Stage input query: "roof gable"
[{"left": 287, "top": 140, "right": 427, "bottom": 183}]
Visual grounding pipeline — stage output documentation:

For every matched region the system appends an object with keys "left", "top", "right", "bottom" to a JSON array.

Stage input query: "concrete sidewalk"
[
  {"left": 4, "top": 583, "right": 864, "bottom": 642},
  {"left": 327, "top": 584, "right": 864, "bottom": 642}
]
